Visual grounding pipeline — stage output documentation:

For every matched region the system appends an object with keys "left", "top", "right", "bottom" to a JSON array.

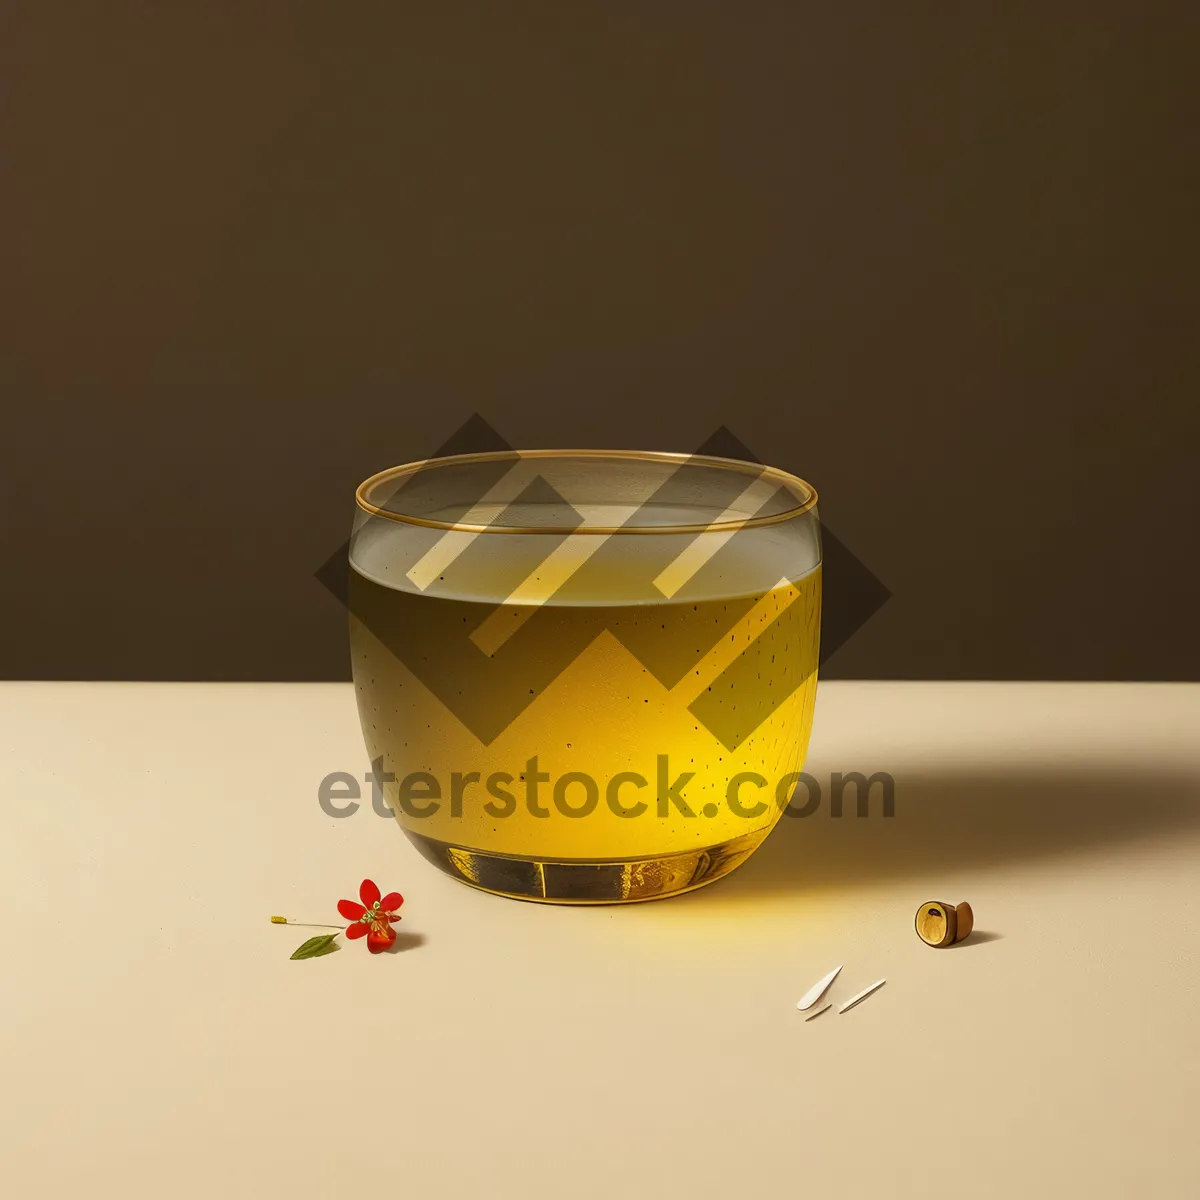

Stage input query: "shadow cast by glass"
[{"left": 662, "top": 761, "right": 1200, "bottom": 907}]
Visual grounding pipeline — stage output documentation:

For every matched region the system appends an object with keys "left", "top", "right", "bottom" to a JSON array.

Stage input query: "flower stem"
[{"left": 271, "top": 916, "right": 343, "bottom": 929}]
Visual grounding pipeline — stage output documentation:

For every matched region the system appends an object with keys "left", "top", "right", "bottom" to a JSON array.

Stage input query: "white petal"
[
  {"left": 838, "top": 979, "right": 887, "bottom": 1014},
  {"left": 795, "top": 965, "right": 842, "bottom": 1010}
]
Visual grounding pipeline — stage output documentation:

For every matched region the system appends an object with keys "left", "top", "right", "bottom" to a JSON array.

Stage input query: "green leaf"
[{"left": 290, "top": 933, "right": 341, "bottom": 960}]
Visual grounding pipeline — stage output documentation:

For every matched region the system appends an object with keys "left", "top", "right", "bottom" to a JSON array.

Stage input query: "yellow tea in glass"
[{"left": 349, "top": 450, "right": 821, "bottom": 903}]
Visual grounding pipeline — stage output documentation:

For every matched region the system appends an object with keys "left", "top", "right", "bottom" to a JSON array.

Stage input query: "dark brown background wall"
[{"left": 2, "top": 4, "right": 1197, "bottom": 681}]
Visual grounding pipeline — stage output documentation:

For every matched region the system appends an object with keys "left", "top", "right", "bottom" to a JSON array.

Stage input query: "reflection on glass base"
[{"left": 403, "top": 828, "right": 769, "bottom": 904}]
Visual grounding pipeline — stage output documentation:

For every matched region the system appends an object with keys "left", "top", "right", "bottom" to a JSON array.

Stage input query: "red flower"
[{"left": 337, "top": 879, "right": 404, "bottom": 953}]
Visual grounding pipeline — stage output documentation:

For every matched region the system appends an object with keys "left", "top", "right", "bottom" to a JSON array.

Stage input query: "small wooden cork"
[{"left": 915, "top": 900, "right": 974, "bottom": 946}]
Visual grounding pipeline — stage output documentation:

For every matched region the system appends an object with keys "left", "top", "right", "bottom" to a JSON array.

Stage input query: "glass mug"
[{"left": 348, "top": 450, "right": 821, "bottom": 903}]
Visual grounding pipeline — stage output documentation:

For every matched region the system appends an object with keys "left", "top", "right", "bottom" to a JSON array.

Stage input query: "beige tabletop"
[{"left": 2, "top": 681, "right": 1199, "bottom": 1198}]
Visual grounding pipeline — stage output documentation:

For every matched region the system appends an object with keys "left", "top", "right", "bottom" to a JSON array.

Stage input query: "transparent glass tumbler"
[{"left": 348, "top": 450, "right": 821, "bottom": 903}]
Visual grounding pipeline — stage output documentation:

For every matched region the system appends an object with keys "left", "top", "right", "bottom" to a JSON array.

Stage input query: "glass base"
[{"left": 404, "top": 828, "right": 770, "bottom": 904}]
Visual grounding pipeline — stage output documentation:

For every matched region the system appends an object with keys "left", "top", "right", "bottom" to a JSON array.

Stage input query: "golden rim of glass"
[{"left": 355, "top": 449, "right": 818, "bottom": 535}]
